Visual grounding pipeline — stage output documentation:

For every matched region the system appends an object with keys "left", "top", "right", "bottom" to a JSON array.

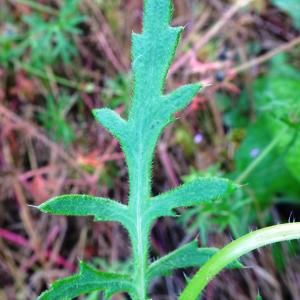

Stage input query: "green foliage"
[
  {"left": 233, "top": 118, "right": 299, "bottom": 203},
  {"left": 0, "top": 0, "right": 84, "bottom": 68},
  {"left": 0, "top": 24, "right": 26, "bottom": 67},
  {"left": 219, "top": 54, "right": 300, "bottom": 206},
  {"left": 37, "top": 1, "right": 238, "bottom": 299},
  {"left": 272, "top": 0, "right": 300, "bottom": 29},
  {"left": 38, "top": 94, "right": 76, "bottom": 145},
  {"left": 23, "top": 0, "right": 84, "bottom": 66},
  {"left": 254, "top": 55, "right": 300, "bottom": 183},
  {"left": 180, "top": 168, "right": 251, "bottom": 244}
]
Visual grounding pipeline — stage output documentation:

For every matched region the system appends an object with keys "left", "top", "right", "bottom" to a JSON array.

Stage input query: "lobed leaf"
[
  {"left": 38, "top": 261, "right": 135, "bottom": 300},
  {"left": 146, "top": 177, "right": 236, "bottom": 220},
  {"left": 38, "top": 195, "right": 132, "bottom": 230},
  {"left": 146, "top": 84, "right": 202, "bottom": 128},
  {"left": 163, "top": 84, "right": 201, "bottom": 115},
  {"left": 147, "top": 241, "right": 242, "bottom": 280},
  {"left": 37, "top": 1, "right": 235, "bottom": 299},
  {"left": 93, "top": 108, "right": 128, "bottom": 146}
]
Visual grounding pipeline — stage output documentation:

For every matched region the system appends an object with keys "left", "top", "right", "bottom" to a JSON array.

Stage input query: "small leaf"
[
  {"left": 38, "top": 195, "right": 132, "bottom": 230},
  {"left": 38, "top": 262, "right": 135, "bottom": 300},
  {"left": 162, "top": 84, "right": 201, "bottom": 117},
  {"left": 147, "top": 178, "right": 236, "bottom": 219},
  {"left": 147, "top": 241, "right": 242, "bottom": 280},
  {"left": 93, "top": 108, "right": 128, "bottom": 145}
]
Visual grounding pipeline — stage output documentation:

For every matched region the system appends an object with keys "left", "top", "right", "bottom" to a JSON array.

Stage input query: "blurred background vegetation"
[{"left": 0, "top": 0, "right": 300, "bottom": 299}]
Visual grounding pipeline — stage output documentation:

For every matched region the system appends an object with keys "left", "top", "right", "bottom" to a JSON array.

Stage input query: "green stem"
[
  {"left": 180, "top": 223, "right": 300, "bottom": 300},
  {"left": 11, "top": 0, "right": 58, "bottom": 15},
  {"left": 236, "top": 128, "right": 286, "bottom": 184},
  {"left": 127, "top": 136, "right": 152, "bottom": 300}
]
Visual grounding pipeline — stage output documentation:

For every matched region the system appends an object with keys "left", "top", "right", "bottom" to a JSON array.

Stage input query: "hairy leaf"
[
  {"left": 37, "top": 1, "right": 236, "bottom": 299},
  {"left": 92, "top": 108, "right": 128, "bottom": 146},
  {"left": 38, "top": 262, "right": 135, "bottom": 300},
  {"left": 147, "top": 178, "right": 236, "bottom": 219},
  {"left": 38, "top": 195, "right": 132, "bottom": 230},
  {"left": 147, "top": 241, "right": 242, "bottom": 280}
]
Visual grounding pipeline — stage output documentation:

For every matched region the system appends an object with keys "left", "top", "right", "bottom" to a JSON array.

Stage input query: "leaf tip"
[
  {"left": 28, "top": 204, "right": 39, "bottom": 209},
  {"left": 37, "top": 202, "right": 49, "bottom": 213},
  {"left": 91, "top": 108, "right": 101, "bottom": 120}
]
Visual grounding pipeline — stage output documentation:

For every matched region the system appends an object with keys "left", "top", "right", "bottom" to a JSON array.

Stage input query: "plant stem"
[
  {"left": 127, "top": 134, "right": 152, "bottom": 300},
  {"left": 236, "top": 128, "right": 286, "bottom": 184},
  {"left": 180, "top": 222, "right": 300, "bottom": 300}
]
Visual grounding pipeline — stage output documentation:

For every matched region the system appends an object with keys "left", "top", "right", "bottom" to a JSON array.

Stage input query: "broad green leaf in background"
[
  {"left": 223, "top": 54, "right": 300, "bottom": 206},
  {"left": 254, "top": 55, "right": 300, "bottom": 183},
  {"left": 234, "top": 118, "right": 299, "bottom": 204}
]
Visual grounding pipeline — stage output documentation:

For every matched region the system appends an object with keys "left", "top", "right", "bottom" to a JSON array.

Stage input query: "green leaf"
[
  {"left": 37, "top": 1, "right": 234, "bottom": 299},
  {"left": 162, "top": 84, "right": 201, "bottom": 119},
  {"left": 93, "top": 108, "right": 128, "bottom": 146},
  {"left": 147, "top": 241, "right": 242, "bottom": 280},
  {"left": 254, "top": 56, "right": 300, "bottom": 183},
  {"left": 38, "top": 195, "right": 132, "bottom": 230},
  {"left": 233, "top": 118, "right": 299, "bottom": 204},
  {"left": 147, "top": 178, "right": 236, "bottom": 219},
  {"left": 38, "top": 262, "right": 136, "bottom": 300}
]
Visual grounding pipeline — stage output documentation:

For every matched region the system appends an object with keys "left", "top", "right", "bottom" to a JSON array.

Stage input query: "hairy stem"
[
  {"left": 127, "top": 131, "right": 153, "bottom": 300},
  {"left": 180, "top": 223, "right": 300, "bottom": 300}
]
